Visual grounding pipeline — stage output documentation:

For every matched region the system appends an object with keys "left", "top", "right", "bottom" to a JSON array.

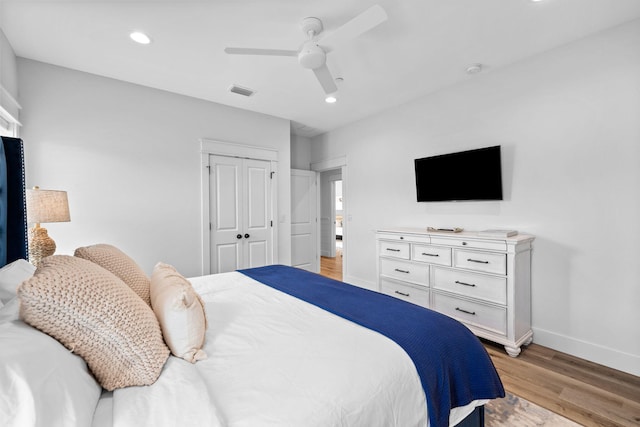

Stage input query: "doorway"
[
  {"left": 319, "top": 168, "right": 344, "bottom": 281},
  {"left": 334, "top": 179, "right": 343, "bottom": 262}
]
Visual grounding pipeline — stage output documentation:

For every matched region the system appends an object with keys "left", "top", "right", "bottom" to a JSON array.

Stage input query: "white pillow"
[
  {"left": 0, "top": 259, "right": 36, "bottom": 304},
  {"left": 150, "top": 262, "right": 207, "bottom": 363},
  {"left": 0, "top": 297, "right": 19, "bottom": 324},
  {"left": 0, "top": 320, "right": 102, "bottom": 427}
]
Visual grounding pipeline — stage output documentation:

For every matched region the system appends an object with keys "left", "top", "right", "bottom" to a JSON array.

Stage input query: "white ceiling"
[{"left": 2, "top": 0, "right": 640, "bottom": 137}]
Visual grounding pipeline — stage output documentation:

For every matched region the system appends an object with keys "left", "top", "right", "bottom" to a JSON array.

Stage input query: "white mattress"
[{"left": 101, "top": 271, "right": 484, "bottom": 427}]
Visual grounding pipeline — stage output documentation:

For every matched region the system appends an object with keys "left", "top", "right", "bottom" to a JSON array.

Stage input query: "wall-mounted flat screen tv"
[{"left": 414, "top": 145, "right": 503, "bottom": 202}]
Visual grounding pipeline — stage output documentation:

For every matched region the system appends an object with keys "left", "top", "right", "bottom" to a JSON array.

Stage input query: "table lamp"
[{"left": 26, "top": 186, "right": 70, "bottom": 266}]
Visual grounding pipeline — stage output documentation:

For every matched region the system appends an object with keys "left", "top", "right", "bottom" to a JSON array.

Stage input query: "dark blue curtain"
[{"left": 0, "top": 137, "right": 28, "bottom": 267}]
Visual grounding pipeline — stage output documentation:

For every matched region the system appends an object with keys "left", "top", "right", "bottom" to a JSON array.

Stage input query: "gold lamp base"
[{"left": 28, "top": 225, "right": 57, "bottom": 267}]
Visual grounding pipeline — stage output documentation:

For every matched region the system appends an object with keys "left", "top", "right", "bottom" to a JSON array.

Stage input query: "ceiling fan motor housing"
[{"left": 298, "top": 42, "right": 326, "bottom": 69}]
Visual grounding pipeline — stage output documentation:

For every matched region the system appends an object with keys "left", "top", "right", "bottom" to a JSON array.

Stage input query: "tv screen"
[{"left": 414, "top": 146, "right": 503, "bottom": 202}]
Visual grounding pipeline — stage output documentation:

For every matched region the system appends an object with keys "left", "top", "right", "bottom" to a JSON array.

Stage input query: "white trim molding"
[
  {"left": 311, "top": 156, "right": 347, "bottom": 172},
  {"left": 201, "top": 138, "right": 278, "bottom": 161},
  {"left": 533, "top": 327, "right": 640, "bottom": 377}
]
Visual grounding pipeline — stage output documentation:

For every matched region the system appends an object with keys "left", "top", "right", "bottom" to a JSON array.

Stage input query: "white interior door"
[
  {"left": 210, "top": 155, "right": 272, "bottom": 273},
  {"left": 244, "top": 159, "right": 272, "bottom": 268},
  {"left": 291, "top": 169, "right": 318, "bottom": 272}
]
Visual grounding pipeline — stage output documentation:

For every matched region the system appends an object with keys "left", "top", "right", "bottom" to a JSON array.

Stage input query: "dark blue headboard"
[{"left": 0, "top": 137, "right": 28, "bottom": 267}]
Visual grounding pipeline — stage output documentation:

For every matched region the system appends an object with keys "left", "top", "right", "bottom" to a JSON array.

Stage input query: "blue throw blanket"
[{"left": 239, "top": 265, "right": 504, "bottom": 427}]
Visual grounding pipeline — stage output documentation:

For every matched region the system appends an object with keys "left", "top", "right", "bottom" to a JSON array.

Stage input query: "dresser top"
[{"left": 377, "top": 227, "right": 535, "bottom": 243}]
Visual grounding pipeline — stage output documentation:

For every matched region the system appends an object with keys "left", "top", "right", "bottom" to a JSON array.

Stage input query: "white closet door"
[
  {"left": 210, "top": 155, "right": 272, "bottom": 273},
  {"left": 243, "top": 158, "right": 271, "bottom": 268}
]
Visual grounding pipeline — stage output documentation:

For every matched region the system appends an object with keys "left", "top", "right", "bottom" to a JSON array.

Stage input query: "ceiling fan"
[{"left": 224, "top": 5, "right": 388, "bottom": 96}]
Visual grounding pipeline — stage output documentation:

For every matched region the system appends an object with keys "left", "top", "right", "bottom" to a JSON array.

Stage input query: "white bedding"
[{"left": 108, "top": 271, "right": 485, "bottom": 427}]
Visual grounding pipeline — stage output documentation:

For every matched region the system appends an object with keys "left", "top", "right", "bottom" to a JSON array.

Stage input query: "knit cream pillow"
[
  {"left": 150, "top": 262, "right": 207, "bottom": 363},
  {"left": 74, "top": 244, "right": 151, "bottom": 305},
  {"left": 18, "top": 255, "right": 170, "bottom": 391}
]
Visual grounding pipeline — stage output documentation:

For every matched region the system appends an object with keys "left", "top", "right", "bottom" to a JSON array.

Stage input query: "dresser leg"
[
  {"left": 524, "top": 336, "right": 533, "bottom": 346},
  {"left": 504, "top": 345, "right": 521, "bottom": 357}
]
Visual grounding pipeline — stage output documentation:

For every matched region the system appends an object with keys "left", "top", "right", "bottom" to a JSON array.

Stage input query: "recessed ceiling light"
[
  {"left": 130, "top": 31, "right": 151, "bottom": 45},
  {"left": 325, "top": 95, "right": 337, "bottom": 104},
  {"left": 465, "top": 63, "right": 483, "bottom": 74}
]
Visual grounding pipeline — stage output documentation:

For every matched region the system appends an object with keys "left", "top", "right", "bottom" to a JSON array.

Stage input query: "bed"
[{"left": 0, "top": 136, "right": 504, "bottom": 427}]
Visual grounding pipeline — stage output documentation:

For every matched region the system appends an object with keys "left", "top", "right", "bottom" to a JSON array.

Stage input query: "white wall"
[
  {"left": 0, "top": 28, "right": 19, "bottom": 122},
  {"left": 18, "top": 59, "right": 292, "bottom": 278},
  {"left": 311, "top": 20, "right": 640, "bottom": 376},
  {"left": 0, "top": 29, "right": 17, "bottom": 98},
  {"left": 290, "top": 134, "right": 311, "bottom": 170}
]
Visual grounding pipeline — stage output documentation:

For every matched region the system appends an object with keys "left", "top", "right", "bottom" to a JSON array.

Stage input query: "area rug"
[{"left": 485, "top": 392, "right": 582, "bottom": 426}]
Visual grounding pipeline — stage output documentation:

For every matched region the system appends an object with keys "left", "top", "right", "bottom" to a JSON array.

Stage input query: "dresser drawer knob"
[
  {"left": 394, "top": 268, "right": 410, "bottom": 274},
  {"left": 467, "top": 258, "right": 489, "bottom": 264},
  {"left": 462, "top": 241, "right": 468, "bottom": 246},
  {"left": 386, "top": 248, "right": 401, "bottom": 252},
  {"left": 395, "top": 290, "right": 410, "bottom": 297},
  {"left": 455, "top": 280, "right": 476, "bottom": 287},
  {"left": 455, "top": 307, "right": 476, "bottom": 316},
  {"left": 422, "top": 253, "right": 440, "bottom": 257}
]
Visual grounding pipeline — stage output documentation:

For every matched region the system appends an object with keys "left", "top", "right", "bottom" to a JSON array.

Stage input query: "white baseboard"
[{"left": 532, "top": 327, "right": 640, "bottom": 377}]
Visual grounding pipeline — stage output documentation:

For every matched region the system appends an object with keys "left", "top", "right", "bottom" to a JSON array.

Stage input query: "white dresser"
[{"left": 376, "top": 228, "right": 534, "bottom": 357}]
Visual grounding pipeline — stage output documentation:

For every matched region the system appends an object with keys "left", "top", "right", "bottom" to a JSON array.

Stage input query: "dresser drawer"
[
  {"left": 432, "top": 268, "right": 506, "bottom": 305},
  {"left": 377, "top": 232, "right": 431, "bottom": 244},
  {"left": 380, "top": 258, "right": 429, "bottom": 285},
  {"left": 432, "top": 292, "right": 506, "bottom": 335},
  {"left": 378, "top": 241, "right": 410, "bottom": 259},
  {"left": 431, "top": 236, "right": 507, "bottom": 252},
  {"left": 412, "top": 244, "right": 452, "bottom": 266},
  {"left": 453, "top": 249, "right": 506, "bottom": 275},
  {"left": 381, "top": 278, "right": 430, "bottom": 309}
]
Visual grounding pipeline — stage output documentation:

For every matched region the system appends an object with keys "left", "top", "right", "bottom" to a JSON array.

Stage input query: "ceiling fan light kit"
[
  {"left": 465, "top": 63, "right": 483, "bottom": 74},
  {"left": 224, "top": 5, "right": 388, "bottom": 98},
  {"left": 298, "top": 42, "right": 326, "bottom": 69}
]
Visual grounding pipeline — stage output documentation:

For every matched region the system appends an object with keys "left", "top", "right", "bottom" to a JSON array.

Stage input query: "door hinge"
[
  {"left": 206, "top": 165, "right": 211, "bottom": 174},
  {"left": 270, "top": 220, "right": 273, "bottom": 227},
  {"left": 209, "top": 222, "right": 212, "bottom": 231},
  {"left": 270, "top": 171, "right": 275, "bottom": 179}
]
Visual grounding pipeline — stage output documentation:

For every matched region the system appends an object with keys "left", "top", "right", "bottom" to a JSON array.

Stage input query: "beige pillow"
[
  {"left": 18, "top": 255, "right": 170, "bottom": 391},
  {"left": 74, "top": 244, "right": 150, "bottom": 305},
  {"left": 150, "top": 262, "right": 207, "bottom": 363}
]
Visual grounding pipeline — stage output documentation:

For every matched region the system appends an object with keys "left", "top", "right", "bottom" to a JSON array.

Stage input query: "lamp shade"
[{"left": 26, "top": 188, "right": 71, "bottom": 224}]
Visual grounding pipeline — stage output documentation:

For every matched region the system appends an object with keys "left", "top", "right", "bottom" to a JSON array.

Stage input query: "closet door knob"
[
  {"left": 244, "top": 233, "right": 250, "bottom": 239},
  {"left": 236, "top": 234, "right": 242, "bottom": 239}
]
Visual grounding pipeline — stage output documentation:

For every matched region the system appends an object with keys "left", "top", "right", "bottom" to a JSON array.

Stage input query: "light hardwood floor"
[
  {"left": 318, "top": 254, "right": 640, "bottom": 427},
  {"left": 320, "top": 246, "right": 342, "bottom": 281},
  {"left": 484, "top": 340, "right": 640, "bottom": 427}
]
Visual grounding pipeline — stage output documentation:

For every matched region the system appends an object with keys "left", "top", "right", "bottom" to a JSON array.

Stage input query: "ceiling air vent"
[{"left": 229, "top": 84, "right": 256, "bottom": 97}]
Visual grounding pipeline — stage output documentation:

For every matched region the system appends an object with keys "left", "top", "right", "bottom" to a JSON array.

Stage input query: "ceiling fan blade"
[
  {"left": 224, "top": 47, "right": 298, "bottom": 57},
  {"left": 313, "top": 64, "right": 338, "bottom": 94},
  {"left": 320, "top": 4, "right": 387, "bottom": 52}
]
